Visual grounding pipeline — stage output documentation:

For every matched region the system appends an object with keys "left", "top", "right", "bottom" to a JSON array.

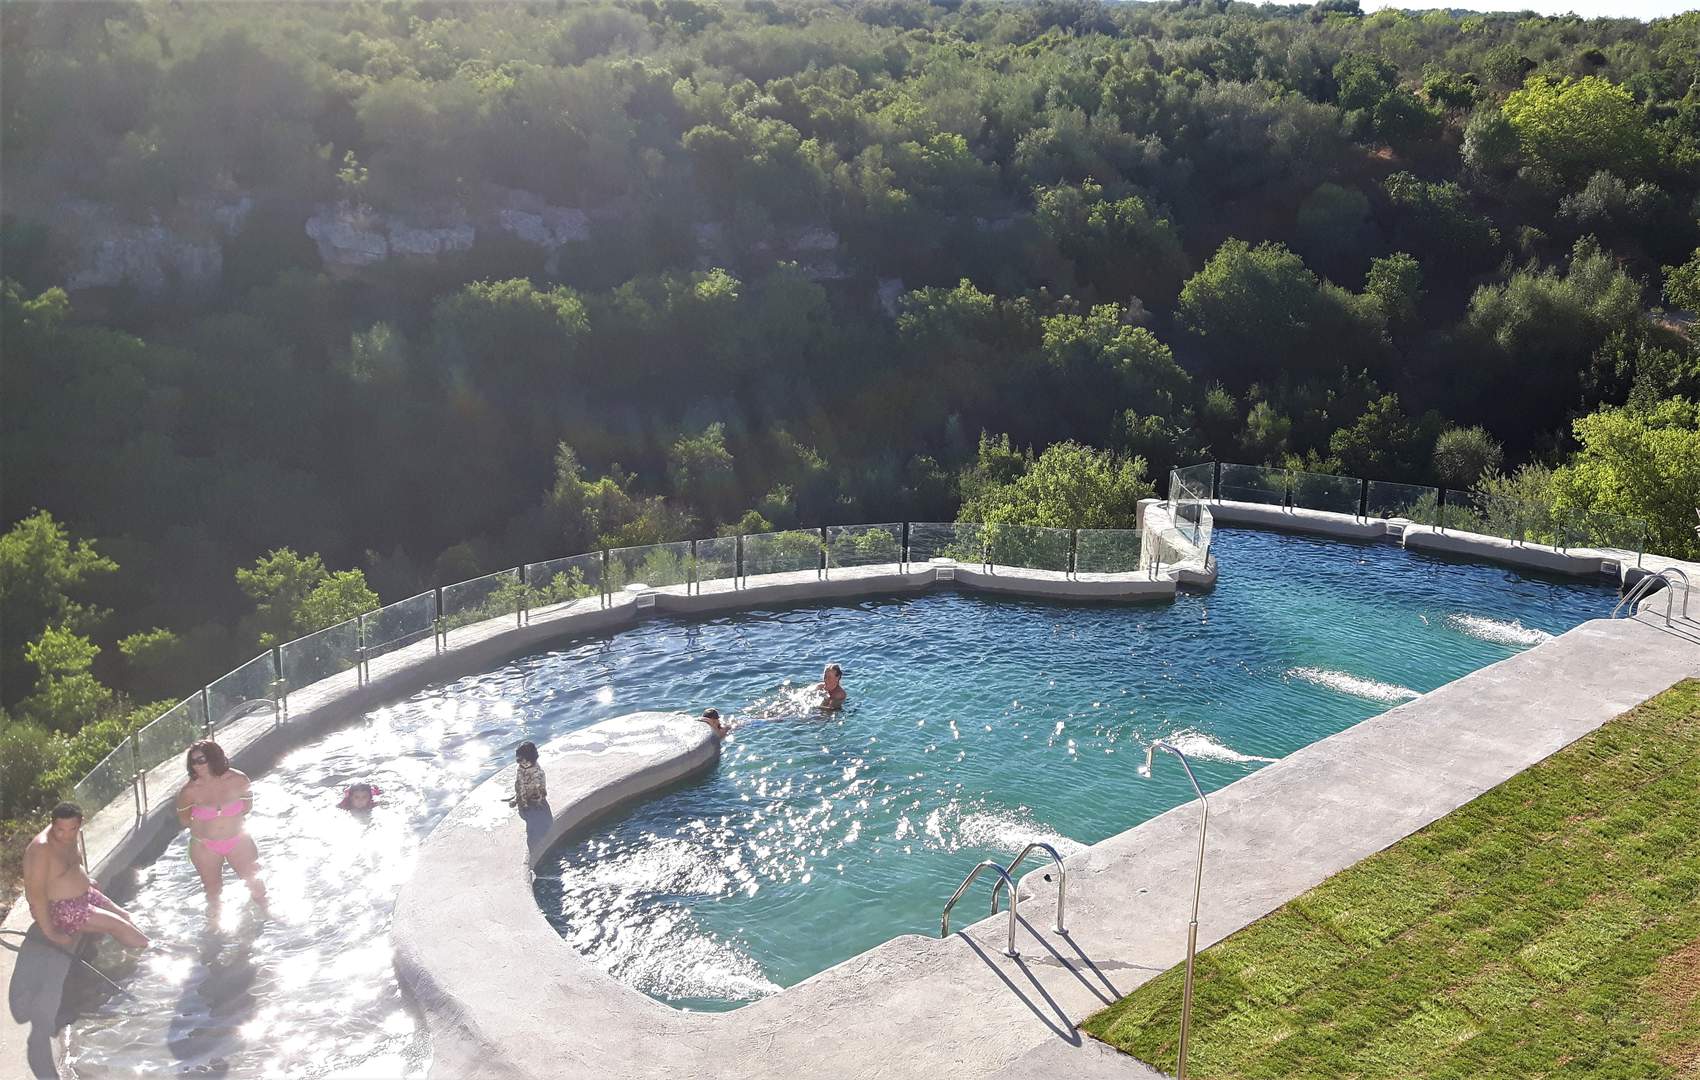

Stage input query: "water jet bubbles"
[{"left": 595, "top": 685, "right": 615, "bottom": 706}]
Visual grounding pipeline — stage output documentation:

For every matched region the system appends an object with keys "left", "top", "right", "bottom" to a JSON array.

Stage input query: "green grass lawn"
[{"left": 1083, "top": 679, "right": 1700, "bottom": 1079}]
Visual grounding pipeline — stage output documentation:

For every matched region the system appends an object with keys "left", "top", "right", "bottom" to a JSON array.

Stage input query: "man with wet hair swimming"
[{"left": 23, "top": 803, "right": 150, "bottom": 950}]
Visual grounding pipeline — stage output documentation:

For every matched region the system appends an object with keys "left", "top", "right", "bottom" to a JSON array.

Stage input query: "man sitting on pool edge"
[{"left": 817, "top": 664, "right": 847, "bottom": 711}]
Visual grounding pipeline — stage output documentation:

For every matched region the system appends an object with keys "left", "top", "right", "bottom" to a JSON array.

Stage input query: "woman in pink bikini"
[{"left": 175, "top": 740, "right": 267, "bottom": 919}]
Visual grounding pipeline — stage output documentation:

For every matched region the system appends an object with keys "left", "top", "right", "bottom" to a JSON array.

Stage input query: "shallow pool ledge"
[{"left": 393, "top": 712, "right": 719, "bottom": 1079}]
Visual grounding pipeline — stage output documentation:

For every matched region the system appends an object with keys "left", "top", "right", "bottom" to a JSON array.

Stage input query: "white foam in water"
[
  {"left": 1139, "top": 728, "right": 1278, "bottom": 774},
  {"left": 954, "top": 807, "right": 1083, "bottom": 857},
  {"left": 1286, "top": 666, "right": 1419, "bottom": 704},
  {"left": 1445, "top": 613, "right": 1553, "bottom": 648}
]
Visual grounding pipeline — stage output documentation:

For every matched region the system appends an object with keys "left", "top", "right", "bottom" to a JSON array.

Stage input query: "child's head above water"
[{"left": 339, "top": 782, "right": 380, "bottom": 810}]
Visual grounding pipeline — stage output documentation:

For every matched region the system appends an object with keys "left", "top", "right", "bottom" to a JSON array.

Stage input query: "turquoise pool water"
[
  {"left": 533, "top": 528, "right": 1616, "bottom": 1010},
  {"left": 64, "top": 528, "right": 1616, "bottom": 1074}
]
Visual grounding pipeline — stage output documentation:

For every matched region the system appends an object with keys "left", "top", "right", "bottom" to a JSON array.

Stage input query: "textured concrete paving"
[{"left": 393, "top": 613, "right": 1698, "bottom": 1080}]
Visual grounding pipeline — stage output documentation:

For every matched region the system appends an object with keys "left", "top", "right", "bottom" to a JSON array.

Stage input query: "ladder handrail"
[
  {"left": 1613, "top": 567, "right": 1691, "bottom": 625},
  {"left": 990, "top": 842, "right": 1067, "bottom": 934},
  {"left": 941, "top": 860, "right": 1020, "bottom": 958}
]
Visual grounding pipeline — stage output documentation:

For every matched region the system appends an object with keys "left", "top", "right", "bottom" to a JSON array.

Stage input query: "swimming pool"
[{"left": 63, "top": 528, "right": 1616, "bottom": 1074}]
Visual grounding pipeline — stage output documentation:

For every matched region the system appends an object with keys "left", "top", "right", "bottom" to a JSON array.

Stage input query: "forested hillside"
[{"left": 3, "top": 0, "right": 1699, "bottom": 831}]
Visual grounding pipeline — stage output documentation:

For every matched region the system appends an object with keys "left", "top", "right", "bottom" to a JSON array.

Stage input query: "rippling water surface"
[{"left": 65, "top": 529, "right": 1615, "bottom": 1071}]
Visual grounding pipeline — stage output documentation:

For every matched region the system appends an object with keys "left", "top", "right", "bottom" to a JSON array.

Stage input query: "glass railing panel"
[
  {"left": 134, "top": 695, "right": 208, "bottom": 775},
  {"left": 279, "top": 616, "right": 361, "bottom": 691},
  {"left": 1291, "top": 470, "right": 1362, "bottom": 516},
  {"left": 1365, "top": 481, "right": 1441, "bottom": 524},
  {"left": 206, "top": 651, "right": 280, "bottom": 732},
  {"left": 906, "top": 522, "right": 985, "bottom": 564},
  {"left": 1172, "top": 461, "right": 1216, "bottom": 498},
  {"left": 694, "top": 537, "right": 739, "bottom": 586},
  {"left": 524, "top": 554, "right": 603, "bottom": 613},
  {"left": 441, "top": 569, "right": 523, "bottom": 637},
  {"left": 606, "top": 542, "right": 693, "bottom": 592},
  {"left": 825, "top": 524, "right": 903, "bottom": 569},
  {"left": 1218, "top": 463, "right": 1287, "bottom": 505},
  {"left": 1075, "top": 529, "right": 1143, "bottom": 574},
  {"left": 985, "top": 524, "right": 1072, "bottom": 572},
  {"left": 73, "top": 742, "right": 136, "bottom": 812},
  {"left": 363, "top": 591, "right": 437, "bottom": 662},
  {"left": 741, "top": 530, "right": 823, "bottom": 577},
  {"left": 1568, "top": 508, "right": 1644, "bottom": 554}
]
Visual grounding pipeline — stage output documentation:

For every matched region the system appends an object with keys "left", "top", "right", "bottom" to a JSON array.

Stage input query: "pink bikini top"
[{"left": 189, "top": 800, "right": 246, "bottom": 821}]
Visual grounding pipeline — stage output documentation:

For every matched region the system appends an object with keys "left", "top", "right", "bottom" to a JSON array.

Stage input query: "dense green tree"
[
  {"left": 1432, "top": 426, "right": 1505, "bottom": 488},
  {"left": 235, "top": 549, "right": 379, "bottom": 649},
  {"left": 958, "top": 440, "right": 1152, "bottom": 529},
  {"left": 1548, "top": 399, "right": 1700, "bottom": 559},
  {"left": 668, "top": 423, "right": 740, "bottom": 525},
  {"left": 17, "top": 626, "right": 113, "bottom": 734},
  {"left": 1664, "top": 249, "right": 1700, "bottom": 311},
  {"left": 0, "top": 512, "right": 116, "bottom": 707},
  {"left": 1033, "top": 179, "right": 1189, "bottom": 306},
  {"left": 1178, "top": 238, "right": 1386, "bottom": 383},
  {"left": 1502, "top": 74, "right": 1655, "bottom": 183},
  {"left": 1363, "top": 252, "right": 1424, "bottom": 333}
]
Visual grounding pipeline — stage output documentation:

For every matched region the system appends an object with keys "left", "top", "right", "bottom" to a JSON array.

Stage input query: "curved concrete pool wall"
[{"left": 0, "top": 546, "right": 1200, "bottom": 1079}]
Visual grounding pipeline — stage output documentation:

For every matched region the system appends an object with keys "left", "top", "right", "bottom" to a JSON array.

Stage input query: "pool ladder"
[
  {"left": 940, "top": 842, "right": 1068, "bottom": 958},
  {"left": 1613, "top": 567, "right": 1691, "bottom": 626}
]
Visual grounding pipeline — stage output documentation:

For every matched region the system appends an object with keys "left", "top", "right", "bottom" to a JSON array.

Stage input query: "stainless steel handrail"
[
  {"left": 989, "top": 842, "right": 1067, "bottom": 934},
  {"left": 1612, "top": 567, "right": 1691, "bottom": 625},
  {"left": 1146, "top": 740, "right": 1209, "bottom": 1080},
  {"left": 941, "top": 860, "right": 1020, "bottom": 957}
]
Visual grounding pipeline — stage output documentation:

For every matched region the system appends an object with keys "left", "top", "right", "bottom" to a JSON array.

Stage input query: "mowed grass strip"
[{"left": 1081, "top": 679, "right": 1700, "bottom": 1079}]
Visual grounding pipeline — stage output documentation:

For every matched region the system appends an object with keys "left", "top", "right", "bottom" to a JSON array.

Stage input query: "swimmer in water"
[
  {"left": 699, "top": 708, "right": 729, "bottom": 738},
  {"left": 338, "top": 782, "right": 380, "bottom": 811},
  {"left": 817, "top": 663, "right": 847, "bottom": 711}
]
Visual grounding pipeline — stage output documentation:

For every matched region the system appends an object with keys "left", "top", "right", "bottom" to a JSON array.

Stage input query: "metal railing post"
[
  {"left": 600, "top": 550, "right": 610, "bottom": 608},
  {"left": 1070, "top": 528, "right": 1078, "bottom": 580},
  {"left": 820, "top": 527, "right": 828, "bottom": 580},
  {"left": 200, "top": 687, "right": 212, "bottom": 737},
  {"left": 357, "top": 612, "right": 368, "bottom": 687},
  {"left": 1283, "top": 469, "right": 1294, "bottom": 511},
  {"left": 129, "top": 731, "right": 144, "bottom": 819},
  {"left": 521, "top": 565, "right": 531, "bottom": 625},
  {"left": 1212, "top": 460, "right": 1221, "bottom": 501},
  {"left": 1438, "top": 487, "right": 1448, "bottom": 531},
  {"left": 271, "top": 646, "right": 286, "bottom": 722},
  {"left": 689, "top": 540, "right": 699, "bottom": 595},
  {"left": 514, "top": 566, "right": 524, "bottom": 628},
  {"left": 434, "top": 587, "right": 444, "bottom": 653},
  {"left": 1145, "top": 742, "right": 1209, "bottom": 1080},
  {"left": 737, "top": 534, "right": 745, "bottom": 589},
  {"left": 1359, "top": 477, "right": 1369, "bottom": 521},
  {"left": 1637, "top": 523, "right": 1646, "bottom": 569}
]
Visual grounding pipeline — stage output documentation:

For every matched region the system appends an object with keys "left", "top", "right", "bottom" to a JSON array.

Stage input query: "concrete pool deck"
[{"left": 392, "top": 613, "right": 1698, "bottom": 1080}]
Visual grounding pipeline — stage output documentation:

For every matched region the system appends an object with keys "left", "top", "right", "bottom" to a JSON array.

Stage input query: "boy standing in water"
[{"left": 818, "top": 663, "right": 847, "bottom": 711}]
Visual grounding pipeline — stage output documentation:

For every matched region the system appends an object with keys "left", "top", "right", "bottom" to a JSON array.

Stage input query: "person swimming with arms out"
[
  {"left": 817, "top": 663, "right": 847, "bottom": 711},
  {"left": 175, "top": 739, "right": 268, "bottom": 923}
]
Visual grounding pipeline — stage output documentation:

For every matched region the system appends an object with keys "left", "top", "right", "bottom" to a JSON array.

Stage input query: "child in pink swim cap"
[{"left": 338, "top": 782, "right": 380, "bottom": 811}]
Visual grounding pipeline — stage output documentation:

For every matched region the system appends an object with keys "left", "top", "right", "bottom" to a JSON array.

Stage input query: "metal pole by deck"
[{"left": 1146, "top": 741, "right": 1209, "bottom": 1080}]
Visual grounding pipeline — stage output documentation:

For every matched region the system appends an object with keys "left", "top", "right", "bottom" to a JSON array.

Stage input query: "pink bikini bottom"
[{"left": 194, "top": 834, "right": 244, "bottom": 857}]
